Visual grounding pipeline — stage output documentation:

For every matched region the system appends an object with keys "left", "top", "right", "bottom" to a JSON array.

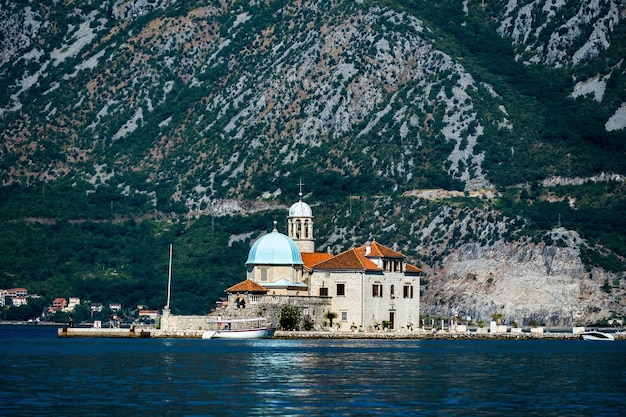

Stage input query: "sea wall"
[
  {"left": 57, "top": 326, "right": 625, "bottom": 340},
  {"left": 222, "top": 295, "right": 332, "bottom": 328},
  {"left": 160, "top": 310, "right": 210, "bottom": 332},
  {"left": 275, "top": 330, "right": 626, "bottom": 340}
]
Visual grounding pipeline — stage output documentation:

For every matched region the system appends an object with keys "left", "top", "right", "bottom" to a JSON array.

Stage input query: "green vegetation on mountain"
[
  {"left": 0, "top": 185, "right": 260, "bottom": 314},
  {"left": 0, "top": 0, "right": 624, "bottom": 317}
]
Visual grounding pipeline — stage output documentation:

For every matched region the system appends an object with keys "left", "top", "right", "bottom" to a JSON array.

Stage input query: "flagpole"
[{"left": 166, "top": 244, "right": 173, "bottom": 309}]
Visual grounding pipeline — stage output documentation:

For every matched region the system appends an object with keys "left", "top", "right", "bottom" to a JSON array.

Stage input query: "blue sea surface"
[{"left": 0, "top": 325, "right": 624, "bottom": 416}]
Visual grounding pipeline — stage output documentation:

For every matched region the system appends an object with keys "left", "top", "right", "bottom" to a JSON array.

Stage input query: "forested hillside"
[{"left": 1, "top": 0, "right": 624, "bottom": 324}]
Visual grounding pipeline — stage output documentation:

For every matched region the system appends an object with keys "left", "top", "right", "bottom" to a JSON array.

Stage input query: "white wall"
[{"left": 309, "top": 270, "right": 420, "bottom": 331}]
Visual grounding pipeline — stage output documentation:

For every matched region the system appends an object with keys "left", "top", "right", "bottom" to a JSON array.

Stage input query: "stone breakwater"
[
  {"left": 58, "top": 326, "right": 153, "bottom": 338},
  {"left": 58, "top": 327, "right": 625, "bottom": 340}
]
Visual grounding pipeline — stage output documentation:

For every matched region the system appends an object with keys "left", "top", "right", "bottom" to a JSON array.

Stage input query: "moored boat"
[
  {"left": 580, "top": 331, "right": 614, "bottom": 341},
  {"left": 202, "top": 317, "right": 276, "bottom": 339}
]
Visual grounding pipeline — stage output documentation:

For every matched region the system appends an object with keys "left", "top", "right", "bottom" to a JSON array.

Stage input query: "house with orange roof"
[
  {"left": 6, "top": 288, "right": 27, "bottom": 298},
  {"left": 49, "top": 297, "right": 67, "bottom": 312},
  {"left": 307, "top": 241, "right": 422, "bottom": 331},
  {"left": 226, "top": 279, "right": 269, "bottom": 309},
  {"left": 223, "top": 192, "right": 424, "bottom": 332}
]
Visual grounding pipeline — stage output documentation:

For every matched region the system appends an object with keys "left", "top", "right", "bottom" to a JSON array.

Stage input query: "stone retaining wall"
[{"left": 160, "top": 311, "right": 210, "bottom": 332}]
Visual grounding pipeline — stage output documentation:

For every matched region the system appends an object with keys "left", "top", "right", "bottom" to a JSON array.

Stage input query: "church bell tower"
[{"left": 288, "top": 182, "right": 314, "bottom": 253}]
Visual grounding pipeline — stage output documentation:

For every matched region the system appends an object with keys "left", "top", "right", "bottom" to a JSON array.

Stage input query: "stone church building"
[{"left": 223, "top": 194, "right": 423, "bottom": 331}]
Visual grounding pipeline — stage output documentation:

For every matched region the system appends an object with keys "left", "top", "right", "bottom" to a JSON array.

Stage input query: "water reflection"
[
  {"left": 1, "top": 327, "right": 625, "bottom": 416},
  {"left": 240, "top": 340, "right": 446, "bottom": 415}
]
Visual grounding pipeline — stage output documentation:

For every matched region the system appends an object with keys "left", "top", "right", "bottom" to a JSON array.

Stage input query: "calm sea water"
[{"left": 0, "top": 325, "right": 624, "bottom": 416}]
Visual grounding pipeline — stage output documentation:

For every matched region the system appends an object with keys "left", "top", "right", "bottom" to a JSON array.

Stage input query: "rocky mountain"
[{"left": 1, "top": 0, "right": 625, "bottom": 325}]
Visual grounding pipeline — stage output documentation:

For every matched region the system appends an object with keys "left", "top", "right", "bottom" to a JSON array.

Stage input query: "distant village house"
[{"left": 49, "top": 298, "right": 67, "bottom": 312}]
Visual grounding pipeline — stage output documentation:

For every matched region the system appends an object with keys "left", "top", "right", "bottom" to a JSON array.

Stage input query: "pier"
[{"left": 57, "top": 326, "right": 153, "bottom": 338}]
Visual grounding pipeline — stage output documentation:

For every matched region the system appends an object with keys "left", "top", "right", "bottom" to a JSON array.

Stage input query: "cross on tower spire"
[{"left": 298, "top": 179, "right": 304, "bottom": 200}]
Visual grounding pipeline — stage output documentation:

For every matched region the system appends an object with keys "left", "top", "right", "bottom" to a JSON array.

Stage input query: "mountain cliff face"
[
  {"left": 1, "top": 0, "right": 625, "bottom": 323},
  {"left": 424, "top": 227, "right": 621, "bottom": 326},
  {"left": 2, "top": 0, "right": 501, "bottom": 198}
]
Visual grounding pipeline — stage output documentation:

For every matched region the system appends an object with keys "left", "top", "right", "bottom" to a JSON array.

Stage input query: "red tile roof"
[
  {"left": 313, "top": 248, "right": 382, "bottom": 271},
  {"left": 405, "top": 263, "right": 424, "bottom": 274},
  {"left": 225, "top": 279, "right": 269, "bottom": 293},
  {"left": 301, "top": 252, "right": 334, "bottom": 269},
  {"left": 310, "top": 241, "right": 424, "bottom": 273},
  {"left": 358, "top": 241, "right": 405, "bottom": 258}
]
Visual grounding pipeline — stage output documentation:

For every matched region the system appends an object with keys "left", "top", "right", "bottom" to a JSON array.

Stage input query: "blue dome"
[{"left": 246, "top": 231, "right": 303, "bottom": 265}]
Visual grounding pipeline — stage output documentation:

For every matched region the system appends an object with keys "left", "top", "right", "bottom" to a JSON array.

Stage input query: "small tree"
[
  {"left": 492, "top": 313, "right": 505, "bottom": 324},
  {"left": 302, "top": 314, "right": 315, "bottom": 331},
  {"left": 325, "top": 311, "right": 338, "bottom": 328},
  {"left": 279, "top": 304, "right": 302, "bottom": 330}
]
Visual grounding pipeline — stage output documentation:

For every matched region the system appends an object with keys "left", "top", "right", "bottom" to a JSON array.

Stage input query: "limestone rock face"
[
  {"left": 111, "top": 0, "right": 170, "bottom": 21},
  {"left": 497, "top": 0, "right": 623, "bottom": 68},
  {"left": 421, "top": 229, "right": 624, "bottom": 326}
]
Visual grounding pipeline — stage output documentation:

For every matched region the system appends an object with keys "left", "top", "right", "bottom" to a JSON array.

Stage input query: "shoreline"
[
  {"left": 53, "top": 326, "right": 626, "bottom": 340},
  {"left": 2, "top": 322, "right": 622, "bottom": 340},
  {"left": 273, "top": 330, "right": 626, "bottom": 340}
]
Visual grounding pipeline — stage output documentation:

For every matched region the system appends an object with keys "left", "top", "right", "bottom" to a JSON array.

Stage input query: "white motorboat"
[
  {"left": 202, "top": 317, "right": 276, "bottom": 339},
  {"left": 580, "top": 331, "right": 614, "bottom": 341}
]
